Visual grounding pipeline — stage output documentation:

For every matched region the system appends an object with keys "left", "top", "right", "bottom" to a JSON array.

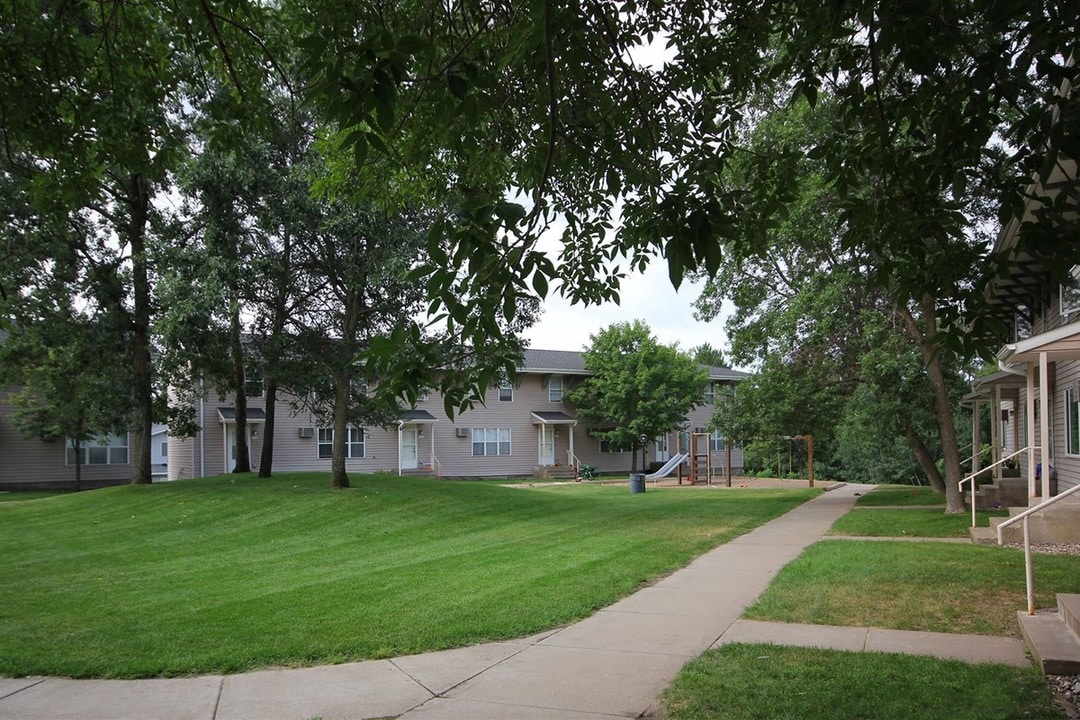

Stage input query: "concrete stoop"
[
  {"left": 972, "top": 477, "right": 1029, "bottom": 509},
  {"left": 968, "top": 526, "right": 997, "bottom": 545},
  {"left": 1018, "top": 594, "right": 1080, "bottom": 675},
  {"left": 990, "top": 498, "right": 1080, "bottom": 545}
]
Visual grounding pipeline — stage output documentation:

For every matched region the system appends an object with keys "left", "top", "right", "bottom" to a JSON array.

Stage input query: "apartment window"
[
  {"left": 498, "top": 380, "right": 513, "bottom": 402},
  {"left": 1062, "top": 265, "right": 1080, "bottom": 317},
  {"left": 472, "top": 428, "right": 511, "bottom": 456},
  {"left": 711, "top": 430, "right": 725, "bottom": 452},
  {"left": 244, "top": 366, "right": 264, "bottom": 398},
  {"left": 66, "top": 434, "right": 129, "bottom": 466},
  {"left": 318, "top": 427, "right": 366, "bottom": 459},
  {"left": 599, "top": 438, "right": 630, "bottom": 453},
  {"left": 161, "top": 442, "right": 168, "bottom": 458},
  {"left": 1068, "top": 387, "right": 1080, "bottom": 456},
  {"left": 549, "top": 375, "right": 563, "bottom": 402},
  {"left": 703, "top": 382, "right": 715, "bottom": 405}
]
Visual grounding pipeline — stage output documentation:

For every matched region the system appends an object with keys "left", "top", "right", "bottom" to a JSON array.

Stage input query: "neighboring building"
[
  {"left": 971, "top": 152, "right": 1079, "bottom": 502},
  {"left": 167, "top": 349, "right": 746, "bottom": 480},
  {"left": 0, "top": 387, "right": 133, "bottom": 490}
]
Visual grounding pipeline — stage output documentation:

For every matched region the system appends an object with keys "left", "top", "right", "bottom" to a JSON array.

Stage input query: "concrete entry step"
[
  {"left": 1017, "top": 595, "right": 1080, "bottom": 675},
  {"left": 1060, "top": 594, "right": 1080, "bottom": 637},
  {"left": 969, "top": 526, "right": 997, "bottom": 545}
]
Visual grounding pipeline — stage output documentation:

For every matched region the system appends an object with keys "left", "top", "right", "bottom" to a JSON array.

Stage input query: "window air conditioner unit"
[
  {"left": 455, "top": 428, "right": 469, "bottom": 438},
  {"left": 298, "top": 427, "right": 314, "bottom": 438}
]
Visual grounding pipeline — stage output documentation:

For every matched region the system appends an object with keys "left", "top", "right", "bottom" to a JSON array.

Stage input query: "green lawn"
[
  {"left": 0, "top": 472, "right": 817, "bottom": 678},
  {"left": 662, "top": 643, "right": 1061, "bottom": 720},
  {"left": 831, "top": 508, "right": 1009, "bottom": 538},
  {"left": 856, "top": 484, "right": 946, "bottom": 506},
  {"left": 0, "top": 490, "right": 73, "bottom": 502},
  {"left": 744, "top": 540, "right": 1080, "bottom": 636}
]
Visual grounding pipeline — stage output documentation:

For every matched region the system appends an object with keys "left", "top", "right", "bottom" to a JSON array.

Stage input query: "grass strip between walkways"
[
  {"left": 662, "top": 643, "right": 1061, "bottom": 720},
  {"left": 854, "top": 484, "right": 946, "bottom": 506},
  {"left": 743, "top": 540, "right": 1080, "bottom": 637},
  {"left": 830, "top": 507, "right": 1009, "bottom": 538},
  {"left": 0, "top": 472, "right": 817, "bottom": 678}
]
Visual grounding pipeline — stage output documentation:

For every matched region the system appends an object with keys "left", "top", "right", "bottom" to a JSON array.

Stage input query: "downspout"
[{"left": 199, "top": 378, "right": 205, "bottom": 479}]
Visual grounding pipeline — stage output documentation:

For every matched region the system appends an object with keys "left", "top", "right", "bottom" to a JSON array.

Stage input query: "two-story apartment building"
[
  {"left": 166, "top": 349, "right": 746, "bottom": 481},
  {"left": 972, "top": 152, "right": 1079, "bottom": 502}
]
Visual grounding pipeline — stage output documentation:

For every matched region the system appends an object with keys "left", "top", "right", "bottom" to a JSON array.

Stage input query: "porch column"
[
  {"left": 397, "top": 423, "right": 403, "bottom": 477},
  {"left": 1027, "top": 364, "right": 1036, "bottom": 497},
  {"left": 972, "top": 399, "right": 982, "bottom": 476},
  {"left": 569, "top": 423, "right": 576, "bottom": 467},
  {"left": 993, "top": 386, "right": 1002, "bottom": 481},
  {"left": 430, "top": 429, "right": 436, "bottom": 477},
  {"left": 1039, "top": 351, "right": 1050, "bottom": 499},
  {"left": 222, "top": 425, "right": 228, "bottom": 474}
]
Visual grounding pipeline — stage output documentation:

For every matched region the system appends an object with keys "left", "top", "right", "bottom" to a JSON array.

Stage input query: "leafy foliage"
[{"left": 566, "top": 321, "right": 707, "bottom": 472}]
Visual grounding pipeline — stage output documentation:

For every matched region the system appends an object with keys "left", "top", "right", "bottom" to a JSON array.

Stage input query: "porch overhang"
[
  {"left": 217, "top": 408, "right": 266, "bottom": 424},
  {"left": 530, "top": 411, "right": 577, "bottom": 425},
  {"left": 998, "top": 319, "right": 1080, "bottom": 370},
  {"left": 398, "top": 409, "right": 438, "bottom": 425}
]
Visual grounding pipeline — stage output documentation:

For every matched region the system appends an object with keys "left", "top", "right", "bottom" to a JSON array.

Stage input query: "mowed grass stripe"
[
  {"left": 0, "top": 472, "right": 816, "bottom": 678},
  {"left": 743, "top": 540, "right": 1080, "bottom": 637}
]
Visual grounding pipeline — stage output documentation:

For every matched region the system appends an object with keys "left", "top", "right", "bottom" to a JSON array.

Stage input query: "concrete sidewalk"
[{"left": 0, "top": 483, "right": 1029, "bottom": 720}]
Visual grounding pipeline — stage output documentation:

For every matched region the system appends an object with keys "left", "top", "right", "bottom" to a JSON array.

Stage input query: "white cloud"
[{"left": 522, "top": 258, "right": 740, "bottom": 367}]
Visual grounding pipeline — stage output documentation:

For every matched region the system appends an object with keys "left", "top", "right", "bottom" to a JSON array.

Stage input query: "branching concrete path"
[{"left": 0, "top": 483, "right": 1028, "bottom": 720}]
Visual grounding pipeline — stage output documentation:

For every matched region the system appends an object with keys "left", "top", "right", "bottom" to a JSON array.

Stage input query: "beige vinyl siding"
[
  {"left": 166, "top": 370, "right": 746, "bottom": 480},
  {"left": 0, "top": 388, "right": 131, "bottom": 489},
  {"left": 1053, "top": 360, "right": 1080, "bottom": 493}
]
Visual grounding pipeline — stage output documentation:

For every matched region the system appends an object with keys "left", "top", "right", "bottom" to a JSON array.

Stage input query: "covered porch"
[
  {"left": 530, "top": 411, "right": 577, "bottom": 474},
  {"left": 998, "top": 319, "right": 1080, "bottom": 499},
  {"left": 217, "top": 408, "right": 266, "bottom": 474},
  {"left": 397, "top": 410, "right": 438, "bottom": 476}
]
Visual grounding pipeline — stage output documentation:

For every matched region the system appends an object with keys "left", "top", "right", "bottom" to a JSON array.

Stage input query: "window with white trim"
[
  {"left": 548, "top": 375, "right": 563, "bottom": 402},
  {"left": 1061, "top": 265, "right": 1080, "bottom": 318},
  {"left": 599, "top": 438, "right": 630, "bottom": 453},
  {"left": 66, "top": 434, "right": 129, "bottom": 466},
  {"left": 472, "top": 428, "right": 511, "bottom": 456},
  {"left": 1067, "top": 386, "right": 1080, "bottom": 456},
  {"left": 703, "top": 382, "right": 715, "bottom": 405},
  {"left": 711, "top": 430, "right": 725, "bottom": 452},
  {"left": 244, "top": 366, "right": 264, "bottom": 398},
  {"left": 318, "top": 427, "right": 365, "bottom": 459},
  {"left": 498, "top": 380, "right": 513, "bottom": 402}
]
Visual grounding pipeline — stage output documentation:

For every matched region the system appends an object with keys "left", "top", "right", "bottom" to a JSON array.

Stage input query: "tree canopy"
[{"left": 566, "top": 321, "right": 707, "bottom": 472}]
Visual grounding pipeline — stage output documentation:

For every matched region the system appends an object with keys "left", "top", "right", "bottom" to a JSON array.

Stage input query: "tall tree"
[{"left": 567, "top": 321, "right": 707, "bottom": 472}]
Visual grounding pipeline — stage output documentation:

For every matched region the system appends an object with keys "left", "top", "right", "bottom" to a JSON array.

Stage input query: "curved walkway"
[{"left": 0, "top": 483, "right": 1027, "bottom": 720}]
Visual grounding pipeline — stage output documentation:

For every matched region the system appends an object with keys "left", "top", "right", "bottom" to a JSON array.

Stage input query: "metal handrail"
[
  {"left": 432, "top": 455, "right": 441, "bottom": 479},
  {"left": 996, "top": 482, "right": 1080, "bottom": 615},
  {"left": 959, "top": 446, "right": 1036, "bottom": 529}
]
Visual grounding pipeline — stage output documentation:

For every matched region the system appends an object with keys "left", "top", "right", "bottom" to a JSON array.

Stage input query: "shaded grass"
[
  {"left": 830, "top": 508, "right": 1009, "bottom": 537},
  {"left": 0, "top": 472, "right": 816, "bottom": 678},
  {"left": 856, "top": 484, "right": 946, "bottom": 506},
  {"left": 0, "top": 491, "right": 74, "bottom": 502},
  {"left": 662, "top": 643, "right": 1061, "bottom": 720},
  {"left": 743, "top": 540, "right": 1080, "bottom": 636}
]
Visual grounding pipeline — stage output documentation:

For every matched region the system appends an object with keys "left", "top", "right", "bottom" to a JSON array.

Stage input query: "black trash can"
[{"left": 629, "top": 473, "right": 645, "bottom": 494}]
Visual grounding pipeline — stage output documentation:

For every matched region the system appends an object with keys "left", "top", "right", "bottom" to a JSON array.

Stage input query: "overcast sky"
[{"left": 520, "top": 259, "right": 741, "bottom": 368}]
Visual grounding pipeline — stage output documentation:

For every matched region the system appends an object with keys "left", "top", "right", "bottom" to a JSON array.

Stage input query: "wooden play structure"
[
  {"left": 675, "top": 432, "right": 815, "bottom": 488},
  {"left": 675, "top": 430, "right": 734, "bottom": 486}
]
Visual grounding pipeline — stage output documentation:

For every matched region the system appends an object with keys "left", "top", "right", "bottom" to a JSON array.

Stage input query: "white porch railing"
[
  {"left": 996, "top": 481, "right": 1080, "bottom": 615},
  {"left": 567, "top": 450, "right": 582, "bottom": 476},
  {"left": 958, "top": 446, "right": 1036, "bottom": 529},
  {"left": 432, "top": 455, "right": 441, "bottom": 479}
]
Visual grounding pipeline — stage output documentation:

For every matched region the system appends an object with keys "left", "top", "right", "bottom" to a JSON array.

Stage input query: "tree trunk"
[
  {"left": 898, "top": 296, "right": 965, "bottom": 513},
  {"left": 73, "top": 437, "right": 82, "bottom": 492},
  {"left": 258, "top": 376, "right": 277, "bottom": 478},
  {"left": 331, "top": 370, "right": 350, "bottom": 489},
  {"left": 128, "top": 173, "right": 153, "bottom": 485},
  {"left": 229, "top": 291, "right": 250, "bottom": 473},
  {"left": 902, "top": 426, "right": 945, "bottom": 493}
]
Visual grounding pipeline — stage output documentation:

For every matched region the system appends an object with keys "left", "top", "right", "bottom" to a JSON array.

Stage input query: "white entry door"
[
  {"left": 401, "top": 427, "right": 419, "bottom": 469},
  {"left": 655, "top": 435, "right": 670, "bottom": 463},
  {"left": 539, "top": 426, "right": 555, "bottom": 465}
]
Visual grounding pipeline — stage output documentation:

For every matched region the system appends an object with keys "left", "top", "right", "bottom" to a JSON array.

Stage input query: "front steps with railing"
[
  {"left": 1018, "top": 594, "right": 1080, "bottom": 675},
  {"left": 969, "top": 494, "right": 1080, "bottom": 546},
  {"left": 971, "top": 470, "right": 1028, "bottom": 510},
  {"left": 533, "top": 465, "right": 578, "bottom": 480}
]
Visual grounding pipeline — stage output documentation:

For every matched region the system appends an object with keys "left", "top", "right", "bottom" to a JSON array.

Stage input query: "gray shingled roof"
[{"left": 522, "top": 348, "right": 747, "bottom": 381}]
